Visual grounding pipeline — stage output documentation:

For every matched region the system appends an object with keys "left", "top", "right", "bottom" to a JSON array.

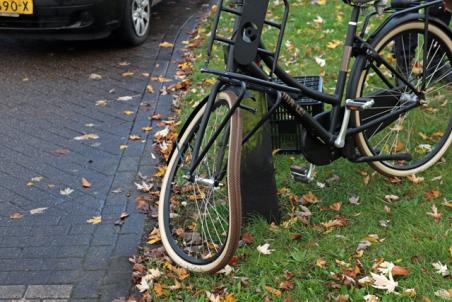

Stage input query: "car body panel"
[{"left": 0, "top": 0, "right": 156, "bottom": 40}]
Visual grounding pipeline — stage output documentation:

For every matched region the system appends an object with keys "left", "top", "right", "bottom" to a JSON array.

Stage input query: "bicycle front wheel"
[
  {"left": 349, "top": 21, "right": 452, "bottom": 177},
  {"left": 158, "top": 91, "right": 242, "bottom": 273}
]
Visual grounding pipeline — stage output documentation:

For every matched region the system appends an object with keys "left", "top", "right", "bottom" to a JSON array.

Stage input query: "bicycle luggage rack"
[{"left": 204, "top": 0, "right": 290, "bottom": 79}]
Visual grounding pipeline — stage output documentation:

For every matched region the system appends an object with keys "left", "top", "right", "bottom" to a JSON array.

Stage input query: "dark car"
[{"left": 0, "top": 0, "right": 161, "bottom": 45}]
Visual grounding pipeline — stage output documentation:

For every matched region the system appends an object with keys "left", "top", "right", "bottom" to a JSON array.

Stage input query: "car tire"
[{"left": 117, "top": 0, "right": 152, "bottom": 46}]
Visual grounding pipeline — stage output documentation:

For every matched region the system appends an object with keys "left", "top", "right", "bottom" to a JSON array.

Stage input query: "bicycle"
[{"left": 158, "top": 0, "right": 452, "bottom": 273}]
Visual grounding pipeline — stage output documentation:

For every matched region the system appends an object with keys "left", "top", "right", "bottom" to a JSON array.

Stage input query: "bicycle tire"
[
  {"left": 348, "top": 21, "right": 452, "bottom": 177},
  {"left": 158, "top": 91, "right": 242, "bottom": 273}
]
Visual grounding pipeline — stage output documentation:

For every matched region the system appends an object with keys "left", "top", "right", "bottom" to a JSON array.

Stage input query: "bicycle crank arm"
[{"left": 353, "top": 152, "right": 412, "bottom": 163}]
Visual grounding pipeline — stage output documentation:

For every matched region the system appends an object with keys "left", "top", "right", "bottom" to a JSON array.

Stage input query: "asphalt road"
[{"left": 0, "top": 0, "right": 208, "bottom": 301}]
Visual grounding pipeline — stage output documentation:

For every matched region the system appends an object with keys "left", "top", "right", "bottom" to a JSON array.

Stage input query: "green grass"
[{"left": 145, "top": 0, "right": 451, "bottom": 300}]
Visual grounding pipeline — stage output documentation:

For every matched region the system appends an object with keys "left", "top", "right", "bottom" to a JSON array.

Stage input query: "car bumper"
[{"left": 0, "top": 0, "right": 123, "bottom": 40}]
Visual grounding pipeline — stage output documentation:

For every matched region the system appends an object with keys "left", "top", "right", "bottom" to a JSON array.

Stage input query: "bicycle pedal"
[
  {"left": 290, "top": 164, "right": 315, "bottom": 183},
  {"left": 346, "top": 98, "right": 375, "bottom": 111}
]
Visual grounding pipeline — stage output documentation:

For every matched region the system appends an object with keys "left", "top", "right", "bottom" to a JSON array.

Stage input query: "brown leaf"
[
  {"left": 241, "top": 232, "right": 253, "bottom": 245},
  {"left": 424, "top": 189, "right": 441, "bottom": 201},
  {"left": 9, "top": 212, "right": 23, "bottom": 220},
  {"left": 411, "top": 255, "right": 420, "bottom": 264},
  {"left": 302, "top": 191, "right": 319, "bottom": 204},
  {"left": 264, "top": 286, "right": 282, "bottom": 297},
  {"left": 407, "top": 174, "right": 424, "bottom": 184},
  {"left": 81, "top": 177, "right": 92, "bottom": 189},
  {"left": 392, "top": 266, "right": 410, "bottom": 277},
  {"left": 228, "top": 255, "right": 240, "bottom": 266},
  {"left": 336, "top": 295, "right": 349, "bottom": 302},
  {"left": 223, "top": 294, "right": 237, "bottom": 302},
  {"left": 133, "top": 263, "right": 146, "bottom": 273},
  {"left": 316, "top": 258, "right": 327, "bottom": 268},
  {"left": 290, "top": 234, "right": 302, "bottom": 241},
  {"left": 54, "top": 148, "right": 70, "bottom": 156},
  {"left": 153, "top": 283, "right": 164, "bottom": 297},
  {"left": 135, "top": 196, "right": 151, "bottom": 213},
  {"left": 279, "top": 280, "right": 294, "bottom": 290},
  {"left": 147, "top": 227, "right": 161, "bottom": 245},
  {"left": 329, "top": 202, "right": 342, "bottom": 211}
]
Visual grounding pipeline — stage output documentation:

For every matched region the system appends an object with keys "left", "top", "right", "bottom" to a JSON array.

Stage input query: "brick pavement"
[{"left": 0, "top": 0, "right": 208, "bottom": 301}]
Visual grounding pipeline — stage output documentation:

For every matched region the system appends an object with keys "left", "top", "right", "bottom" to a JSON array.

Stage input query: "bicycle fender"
[
  {"left": 166, "top": 95, "right": 209, "bottom": 164},
  {"left": 368, "top": 13, "right": 451, "bottom": 44}
]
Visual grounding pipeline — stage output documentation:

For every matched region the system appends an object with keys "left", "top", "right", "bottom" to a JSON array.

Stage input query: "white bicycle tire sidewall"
[
  {"left": 158, "top": 95, "right": 239, "bottom": 272},
  {"left": 354, "top": 22, "right": 452, "bottom": 177}
]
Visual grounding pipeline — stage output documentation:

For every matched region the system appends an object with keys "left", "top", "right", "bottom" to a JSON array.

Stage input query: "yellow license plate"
[{"left": 0, "top": 0, "right": 33, "bottom": 15}]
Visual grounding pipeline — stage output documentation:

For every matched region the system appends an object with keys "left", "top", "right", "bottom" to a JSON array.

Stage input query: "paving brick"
[
  {"left": 82, "top": 246, "right": 114, "bottom": 271},
  {"left": 24, "top": 285, "right": 72, "bottom": 299},
  {"left": 0, "top": 286, "right": 26, "bottom": 299},
  {"left": 0, "top": 1, "right": 207, "bottom": 300},
  {"left": 0, "top": 248, "right": 22, "bottom": 259}
]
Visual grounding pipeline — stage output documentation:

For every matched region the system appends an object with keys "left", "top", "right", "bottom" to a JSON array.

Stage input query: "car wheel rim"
[{"left": 132, "top": 0, "right": 150, "bottom": 37}]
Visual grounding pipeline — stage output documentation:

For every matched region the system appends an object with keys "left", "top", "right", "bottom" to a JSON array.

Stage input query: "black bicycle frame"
[{"left": 186, "top": 0, "right": 440, "bottom": 177}]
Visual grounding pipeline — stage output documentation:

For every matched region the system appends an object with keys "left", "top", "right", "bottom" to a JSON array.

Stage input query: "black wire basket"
[{"left": 270, "top": 76, "right": 324, "bottom": 154}]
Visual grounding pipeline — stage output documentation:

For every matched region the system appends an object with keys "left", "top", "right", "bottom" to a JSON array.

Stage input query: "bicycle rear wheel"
[
  {"left": 349, "top": 21, "right": 452, "bottom": 177},
  {"left": 158, "top": 91, "right": 242, "bottom": 273}
]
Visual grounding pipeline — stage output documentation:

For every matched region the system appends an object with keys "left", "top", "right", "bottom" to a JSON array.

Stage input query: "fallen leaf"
[
  {"left": 217, "top": 264, "right": 234, "bottom": 275},
  {"left": 356, "top": 240, "right": 371, "bottom": 251},
  {"left": 153, "top": 283, "right": 164, "bottom": 297},
  {"left": 432, "top": 261, "right": 449, "bottom": 276},
  {"left": 371, "top": 272, "right": 398, "bottom": 293},
  {"left": 314, "top": 56, "right": 326, "bottom": 67},
  {"left": 10, "top": 212, "right": 23, "bottom": 220},
  {"left": 146, "top": 85, "right": 155, "bottom": 94},
  {"left": 81, "top": 177, "right": 91, "bottom": 189},
  {"left": 349, "top": 196, "right": 360, "bottom": 205},
  {"left": 407, "top": 174, "right": 424, "bottom": 184},
  {"left": 147, "top": 227, "right": 161, "bottom": 244},
  {"left": 122, "top": 71, "right": 134, "bottom": 77},
  {"left": 424, "top": 189, "right": 441, "bottom": 201},
  {"left": 74, "top": 133, "right": 99, "bottom": 141},
  {"left": 403, "top": 288, "right": 417, "bottom": 297},
  {"left": 159, "top": 41, "right": 174, "bottom": 48},
  {"left": 205, "top": 291, "right": 220, "bottom": 302},
  {"left": 129, "top": 134, "right": 141, "bottom": 141},
  {"left": 54, "top": 148, "right": 70, "bottom": 156},
  {"left": 316, "top": 258, "right": 327, "bottom": 268},
  {"left": 279, "top": 280, "right": 294, "bottom": 290},
  {"left": 392, "top": 266, "right": 410, "bottom": 277},
  {"left": 364, "top": 295, "right": 380, "bottom": 302},
  {"left": 384, "top": 194, "right": 400, "bottom": 202},
  {"left": 257, "top": 243, "right": 274, "bottom": 255},
  {"left": 30, "top": 207, "right": 48, "bottom": 215},
  {"left": 96, "top": 100, "right": 108, "bottom": 107},
  {"left": 426, "top": 204, "right": 442, "bottom": 223},
  {"left": 117, "top": 96, "right": 134, "bottom": 102},
  {"left": 241, "top": 232, "right": 253, "bottom": 245},
  {"left": 60, "top": 187, "right": 74, "bottom": 196},
  {"left": 123, "top": 111, "right": 134, "bottom": 116},
  {"left": 335, "top": 294, "right": 349, "bottom": 302},
  {"left": 135, "top": 181, "right": 154, "bottom": 193},
  {"left": 329, "top": 202, "right": 342, "bottom": 211},
  {"left": 87, "top": 216, "right": 102, "bottom": 225},
  {"left": 89, "top": 73, "right": 102, "bottom": 80},
  {"left": 302, "top": 191, "right": 319, "bottom": 204},
  {"left": 326, "top": 40, "right": 341, "bottom": 49},
  {"left": 434, "top": 289, "right": 451, "bottom": 300},
  {"left": 264, "top": 286, "right": 281, "bottom": 297}
]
